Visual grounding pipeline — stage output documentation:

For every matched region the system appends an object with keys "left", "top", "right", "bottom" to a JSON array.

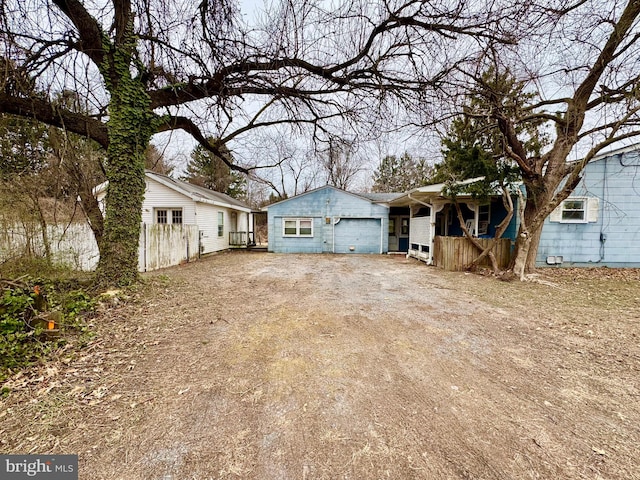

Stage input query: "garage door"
[{"left": 334, "top": 218, "right": 381, "bottom": 254}]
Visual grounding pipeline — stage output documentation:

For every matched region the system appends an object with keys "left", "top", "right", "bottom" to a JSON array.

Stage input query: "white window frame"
[
  {"left": 218, "top": 211, "right": 224, "bottom": 237},
  {"left": 478, "top": 203, "right": 490, "bottom": 235},
  {"left": 550, "top": 196, "right": 599, "bottom": 223},
  {"left": 559, "top": 197, "right": 588, "bottom": 223},
  {"left": 283, "top": 218, "right": 314, "bottom": 237},
  {"left": 155, "top": 208, "right": 183, "bottom": 225},
  {"left": 171, "top": 209, "right": 183, "bottom": 224}
]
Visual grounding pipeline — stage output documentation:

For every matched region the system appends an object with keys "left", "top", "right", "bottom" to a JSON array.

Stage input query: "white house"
[{"left": 94, "top": 171, "right": 255, "bottom": 270}]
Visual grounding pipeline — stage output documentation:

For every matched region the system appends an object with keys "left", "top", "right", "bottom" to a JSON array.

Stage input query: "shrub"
[{"left": 0, "top": 277, "right": 95, "bottom": 382}]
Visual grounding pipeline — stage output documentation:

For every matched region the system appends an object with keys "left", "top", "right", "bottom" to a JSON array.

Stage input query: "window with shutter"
[{"left": 549, "top": 197, "right": 599, "bottom": 223}]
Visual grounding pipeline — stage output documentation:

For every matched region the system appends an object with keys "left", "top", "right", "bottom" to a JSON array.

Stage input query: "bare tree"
[
  {"left": 241, "top": 130, "right": 320, "bottom": 200},
  {"left": 0, "top": 0, "right": 528, "bottom": 286},
  {"left": 319, "top": 136, "right": 364, "bottom": 190},
  {"left": 448, "top": 0, "right": 640, "bottom": 278},
  {"left": 47, "top": 128, "right": 107, "bottom": 246},
  {"left": 145, "top": 144, "right": 174, "bottom": 176}
]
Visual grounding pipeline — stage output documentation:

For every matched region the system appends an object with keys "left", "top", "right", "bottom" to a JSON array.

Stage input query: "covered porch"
[
  {"left": 228, "top": 210, "right": 259, "bottom": 248},
  {"left": 389, "top": 179, "right": 517, "bottom": 269}
]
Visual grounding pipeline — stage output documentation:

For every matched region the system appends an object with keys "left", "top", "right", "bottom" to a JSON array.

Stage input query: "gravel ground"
[{"left": 1, "top": 252, "right": 639, "bottom": 479}]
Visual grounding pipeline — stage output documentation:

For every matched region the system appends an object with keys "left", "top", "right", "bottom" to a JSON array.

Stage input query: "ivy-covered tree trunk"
[{"left": 94, "top": 35, "right": 156, "bottom": 288}]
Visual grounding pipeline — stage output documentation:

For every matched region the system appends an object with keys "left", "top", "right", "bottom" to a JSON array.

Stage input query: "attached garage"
[
  {"left": 333, "top": 218, "right": 383, "bottom": 254},
  {"left": 265, "top": 186, "right": 391, "bottom": 254}
]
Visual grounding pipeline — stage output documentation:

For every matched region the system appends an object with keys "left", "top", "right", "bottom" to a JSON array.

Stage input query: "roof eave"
[{"left": 191, "top": 195, "right": 252, "bottom": 213}]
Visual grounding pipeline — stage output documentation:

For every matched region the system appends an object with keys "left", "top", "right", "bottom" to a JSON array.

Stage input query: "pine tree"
[
  {"left": 184, "top": 138, "right": 247, "bottom": 199},
  {"left": 372, "top": 152, "right": 433, "bottom": 192}
]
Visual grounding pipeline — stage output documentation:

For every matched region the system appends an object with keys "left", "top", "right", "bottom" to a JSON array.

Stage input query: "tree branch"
[
  {"left": 0, "top": 93, "right": 108, "bottom": 147},
  {"left": 562, "top": 0, "right": 640, "bottom": 139},
  {"left": 155, "top": 115, "right": 249, "bottom": 174},
  {"left": 51, "top": 0, "right": 106, "bottom": 67}
]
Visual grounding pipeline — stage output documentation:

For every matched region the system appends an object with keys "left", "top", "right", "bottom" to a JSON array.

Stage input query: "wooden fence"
[
  {"left": 138, "top": 223, "right": 200, "bottom": 272},
  {"left": 1, "top": 222, "right": 200, "bottom": 272},
  {"left": 0, "top": 222, "right": 100, "bottom": 271},
  {"left": 433, "top": 236, "right": 512, "bottom": 271}
]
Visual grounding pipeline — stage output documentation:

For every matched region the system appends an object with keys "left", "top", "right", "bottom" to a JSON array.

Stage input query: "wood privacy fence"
[
  {"left": 1, "top": 222, "right": 200, "bottom": 272},
  {"left": 0, "top": 222, "right": 100, "bottom": 271},
  {"left": 138, "top": 223, "right": 200, "bottom": 272},
  {"left": 433, "top": 236, "right": 512, "bottom": 271}
]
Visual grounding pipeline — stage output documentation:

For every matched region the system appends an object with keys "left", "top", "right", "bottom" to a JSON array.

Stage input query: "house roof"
[
  {"left": 389, "top": 177, "right": 487, "bottom": 206},
  {"left": 357, "top": 192, "right": 405, "bottom": 202},
  {"left": 145, "top": 171, "right": 253, "bottom": 212},
  {"left": 263, "top": 185, "right": 392, "bottom": 210},
  {"left": 590, "top": 142, "right": 640, "bottom": 162},
  {"left": 94, "top": 171, "right": 254, "bottom": 213}
]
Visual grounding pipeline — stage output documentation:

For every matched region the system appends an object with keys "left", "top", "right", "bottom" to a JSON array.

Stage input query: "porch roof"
[{"left": 388, "top": 177, "right": 486, "bottom": 207}]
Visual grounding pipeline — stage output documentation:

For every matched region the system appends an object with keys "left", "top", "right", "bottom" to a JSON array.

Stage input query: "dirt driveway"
[{"left": 1, "top": 252, "right": 639, "bottom": 479}]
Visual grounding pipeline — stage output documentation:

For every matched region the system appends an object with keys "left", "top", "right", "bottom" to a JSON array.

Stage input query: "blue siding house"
[
  {"left": 265, "top": 186, "right": 391, "bottom": 254},
  {"left": 537, "top": 144, "right": 640, "bottom": 267}
]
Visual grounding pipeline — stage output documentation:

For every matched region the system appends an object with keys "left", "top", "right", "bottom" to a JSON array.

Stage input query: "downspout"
[
  {"left": 408, "top": 193, "right": 435, "bottom": 264},
  {"left": 380, "top": 217, "right": 384, "bottom": 254},
  {"left": 597, "top": 155, "right": 612, "bottom": 262},
  {"left": 332, "top": 217, "right": 336, "bottom": 253}
]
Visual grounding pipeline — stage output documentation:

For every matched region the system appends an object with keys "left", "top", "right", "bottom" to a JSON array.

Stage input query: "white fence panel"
[
  {"left": 409, "top": 216, "right": 431, "bottom": 246},
  {"left": 0, "top": 223, "right": 100, "bottom": 271},
  {"left": 1, "top": 222, "right": 200, "bottom": 273},
  {"left": 138, "top": 223, "right": 200, "bottom": 272}
]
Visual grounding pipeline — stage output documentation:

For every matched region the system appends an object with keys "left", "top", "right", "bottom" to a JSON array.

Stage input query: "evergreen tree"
[
  {"left": 434, "top": 68, "right": 548, "bottom": 273},
  {"left": 184, "top": 139, "right": 247, "bottom": 199},
  {"left": 372, "top": 152, "right": 433, "bottom": 192},
  {"left": 436, "top": 68, "right": 545, "bottom": 198}
]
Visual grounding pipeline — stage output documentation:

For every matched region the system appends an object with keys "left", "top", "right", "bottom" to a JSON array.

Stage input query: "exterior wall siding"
[
  {"left": 537, "top": 149, "right": 640, "bottom": 267},
  {"left": 142, "top": 178, "right": 196, "bottom": 224},
  {"left": 267, "top": 187, "right": 389, "bottom": 254},
  {"left": 269, "top": 217, "right": 324, "bottom": 253},
  {"left": 98, "top": 175, "right": 251, "bottom": 260},
  {"left": 196, "top": 203, "right": 235, "bottom": 253}
]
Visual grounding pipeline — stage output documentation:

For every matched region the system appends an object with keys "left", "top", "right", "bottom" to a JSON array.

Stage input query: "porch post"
[
  {"left": 429, "top": 207, "right": 436, "bottom": 265},
  {"left": 430, "top": 202, "right": 446, "bottom": 265}
]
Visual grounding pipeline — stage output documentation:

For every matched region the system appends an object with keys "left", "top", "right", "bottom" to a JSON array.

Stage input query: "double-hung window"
[
  {"left": 283, "top": 218, "right": 313, "bottom": 237},
  {"left": 560, "top": 198, "right": 587, "bottom": 222},
  {"left": 218, "top": 212, "right": 224, "bottom": 237},
  {"left": 550, "top": 197, "right": 599, "bottom": 223}
]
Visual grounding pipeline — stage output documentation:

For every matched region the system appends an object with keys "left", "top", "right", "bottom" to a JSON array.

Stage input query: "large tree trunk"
[
  {"left": 77, "top": 182, "right": 104, "bottom": 249},
  {"left": 95, "top": 145, "right": 146, "bottom": 287},
  {"left": 509, "top": 181, "right": 558, "bottom": 279},
  {"left": 93, "top": 39, "right": 155, "bottom": 288},
  {"left": 510, "top": 223, "right": 544, "bottom": 279}
]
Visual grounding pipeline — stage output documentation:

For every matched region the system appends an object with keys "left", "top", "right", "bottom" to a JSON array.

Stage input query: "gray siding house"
[
  {"left": 265, "top": 186, "right": 392, "bottom": 254},
  {"left": 538, "top": 144, "right": 640, "bottom": 267}
]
